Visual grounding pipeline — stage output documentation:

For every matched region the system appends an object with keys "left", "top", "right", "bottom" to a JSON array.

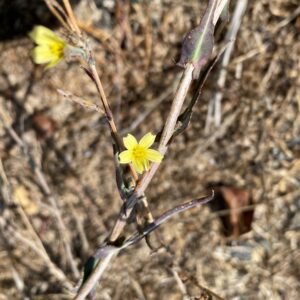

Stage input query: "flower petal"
[
  {"left": 31, "top": 46, "right": 54, "bottom": 63},
  {"left": 119, "top": 150, "right": 132, "bottom": 164},
  {"left": 146, "top": 149, "right": 163, "bottom": 162},
  {"left": 132, "top": 159, "right": 144, "bottom": 174},
  {"left": 139, "top": 133, "right": 156, "bottom": 149},
  {"left": 123, "top": 134, "right": 138, "bottom": 150},
  {"left": 143, "top": 159, "right": 150, "bottom": 171},
  {"left": 29, "top": 25, "right": 65, "bottom": 46}
]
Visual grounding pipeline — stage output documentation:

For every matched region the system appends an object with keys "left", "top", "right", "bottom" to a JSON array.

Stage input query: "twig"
[
  {"left": 46, "top": 0, "right": 157, "bottom": 241},
  {"left": 32, "top": 160, "right": 80, "bottom": 279},
  {"left": 89, "top": 65, "right": 120, "bottom": 143},
  {"left": 194, "top": 109, "right": 239, "bottom": 157},
  {"left": 62, "top": 0, "right": 81, "bottom": 35},
  {"left": 77, "top": 21, "right": 122, "bottom": 57},
  {"left": 274, "top": 5, "right": 300, "bottom": 32},
  {"left": 88, "top": 58, "right": 156, "bottom": 223},
  {"left": 57, "top": 89, "right": 104, "bottom": 114},
  {"left": 108, "top": 63, "right": 195, "bottom": 242},
  {"left": 0, "top": 215, "right": 73, "bottom": 290},
  {"left": 75, "top": 1, "right": 230, "bottom": 297},
  {"left": 209, "top": 204, "right": 256, "bottom": 219},
  {"left": 205, "top": 0, "right": 248, "bottom": 131},
  {"left": 44, "top": 0, "right": 72, "bottom": 31},
  {"left": 131, "top": 277, "right": 147, "bottom": 300},
  {"left": 214, "top": 0, "right": 230, "bottom": 25},
  {"left": 121, "top": 77, "right": 180, "bottom": 134},
  {"left": 188, "top": 274, "right": 226, "bottom": 300},
  {"left": 171, "top": 268, "right": 189, "bottom": 300},
  {"left": 0, "top": 112, "right": 80, "bottom": 279},
  {"left": 74, "top": 193, "right": 213, "bottom": 300},
  {"left": 41, "top": 1, "right": 227, "bottom": 298}
]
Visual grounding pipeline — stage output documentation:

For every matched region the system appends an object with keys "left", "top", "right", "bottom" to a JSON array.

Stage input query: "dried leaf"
[{"left": 209, "top": 186, "right": 254, "bottom": 237}]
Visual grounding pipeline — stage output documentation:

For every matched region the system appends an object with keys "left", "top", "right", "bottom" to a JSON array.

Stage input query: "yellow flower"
[
  {"left": 119, "top": 133, "right": 163, "bottom": 174},
  {"left": 29, "top": 25, "right": 67, "bottom": 68}
]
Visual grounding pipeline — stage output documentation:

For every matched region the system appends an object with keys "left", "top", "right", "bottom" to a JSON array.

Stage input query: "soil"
[{"left": 0, "top": 0, "right": 299, "bottom": 299}]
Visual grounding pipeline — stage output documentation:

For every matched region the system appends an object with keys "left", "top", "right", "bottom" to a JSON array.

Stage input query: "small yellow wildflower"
[
  {"left": 29, "top": 25, "right": 67, "bottom": 68},
  {"left": 119, "top": 133, "right": 163, "bottom": 174}
]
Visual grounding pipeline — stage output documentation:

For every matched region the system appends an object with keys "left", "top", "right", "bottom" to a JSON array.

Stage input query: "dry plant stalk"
[
  {"left": 23, "top": 0, "right": 231, "bottom": 299},
  {"left": 0, "top": 106, "right": 80, "bottom": 280},
  {"left": 205, "top": 0, "right": 248, "bottom": 131}
]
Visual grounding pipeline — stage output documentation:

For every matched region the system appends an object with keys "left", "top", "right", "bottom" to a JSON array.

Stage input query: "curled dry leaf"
[{"left": 209, "top": 185, "right": 254, "bottom": 238}]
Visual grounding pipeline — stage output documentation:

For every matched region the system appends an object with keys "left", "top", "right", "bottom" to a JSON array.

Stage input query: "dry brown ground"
[{"left": 0, "top": 0, "right": 299, "bottom": 299}]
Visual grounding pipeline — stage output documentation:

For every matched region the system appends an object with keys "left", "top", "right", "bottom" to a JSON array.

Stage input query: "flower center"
[
  {"left": 51, "top": 43, "right": 65, "bottom": 58},
  {"left": 132, "top": 145, "right": 147, "bottom": 161}
]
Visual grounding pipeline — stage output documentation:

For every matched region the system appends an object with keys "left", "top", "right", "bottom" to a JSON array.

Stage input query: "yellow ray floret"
[
  {"left": 119, "top": 133, "right": 163, "bottom": 174},
  {"left": 29, "top": 25, "right": 67, "bottom": 68}
]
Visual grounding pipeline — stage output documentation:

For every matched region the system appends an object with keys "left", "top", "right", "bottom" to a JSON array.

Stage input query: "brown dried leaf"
[
  {"left": 209, "top": 186, "right": 254, "bottom": 238},
  {"left": 221, "top": 186, "right": 254, "bottom": 237}
]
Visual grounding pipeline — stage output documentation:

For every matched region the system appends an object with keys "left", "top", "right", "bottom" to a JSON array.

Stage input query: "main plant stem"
[
  {"left": 74, "top": 64, "right": 194, "bottom": 300},
  {"left": 109, "top": 63, "right": 194, "bottom": 241}
]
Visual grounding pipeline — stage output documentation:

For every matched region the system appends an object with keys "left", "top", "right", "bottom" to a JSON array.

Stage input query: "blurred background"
[{"left": 0, "top": 0, "right": 299, "bottom": 299}]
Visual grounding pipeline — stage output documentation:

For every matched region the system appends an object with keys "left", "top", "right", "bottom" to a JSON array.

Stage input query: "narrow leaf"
[{"left": 126, "top": 192, "right": 214, "bottom": 245}]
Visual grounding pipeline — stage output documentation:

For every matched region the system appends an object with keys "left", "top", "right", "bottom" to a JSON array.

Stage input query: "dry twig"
[
  {"left": 205, "top": 0, "right": 248, "bottom": 131},
  {"left": 0, "top": 109, "right": 80, "bottom": 280}
]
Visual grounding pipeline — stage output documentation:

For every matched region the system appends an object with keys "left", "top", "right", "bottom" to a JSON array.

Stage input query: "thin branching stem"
[
  {"left": 44, "top": 0, "right": 72, "bottom": 31},
  {"left": 62, "top": 0, "right": 81, "bottom": 35},
  {"left": 0, "top": 114, "right": 80, "bottom": 279},
  {"left": 73, "top": 63, "right": 196, "bottom": 298},
  {"left": 109, "top": 63, "right": 194, "bottom": 242},
  {"left": 37, "top": 1, "right": 230, "bottom": 298},
  {"left": 74, "top": 193, "right": 213, "bottom": 300},
  {"left": 89, "top": 64, "right": 139, "bottom": 182},
  {"left": 89, "top": 64, "right": 156, "bottom": 223}
]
